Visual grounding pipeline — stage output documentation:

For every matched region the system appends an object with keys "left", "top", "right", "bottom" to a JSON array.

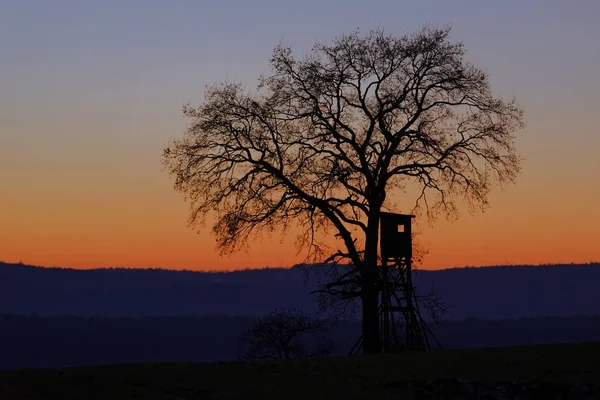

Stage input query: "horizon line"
[{"left": 2, "top": 260, "right": 600, "bottom": 274}]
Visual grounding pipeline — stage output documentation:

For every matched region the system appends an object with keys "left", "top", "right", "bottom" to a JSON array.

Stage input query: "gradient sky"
[{"left": 1, "top": 0, "right": 599, "bottom": 271}]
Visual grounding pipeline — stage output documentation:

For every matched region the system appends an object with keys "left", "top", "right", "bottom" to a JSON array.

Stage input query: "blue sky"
[{"left": 1, "top": 0, "right": 599, "bottom": 270}]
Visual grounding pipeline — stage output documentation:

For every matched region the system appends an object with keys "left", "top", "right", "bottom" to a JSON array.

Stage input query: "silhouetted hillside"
[
  {"left": 413, "top": 263, "right": 600, "bottom": 319},
  {"left": 0, "top": 263, "right": 316, "bottom": 317},
  {"left": 1, "top": 261, "right": 599, "bottom": 319},
  {"left": 2, "top": 314, "right": 600, "bottom": 369}
]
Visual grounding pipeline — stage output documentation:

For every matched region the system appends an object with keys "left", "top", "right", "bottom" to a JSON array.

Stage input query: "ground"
[{"left": 1, "top": 342, "right": 600, "bottom": 399}]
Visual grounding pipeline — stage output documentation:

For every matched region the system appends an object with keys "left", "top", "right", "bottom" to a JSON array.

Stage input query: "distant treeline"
[
  {"left": 2, "top": 314, "right": 600, "bottom": 369},
  {"left": 1, "top": 262, "right": 600, "bottom": 319}
]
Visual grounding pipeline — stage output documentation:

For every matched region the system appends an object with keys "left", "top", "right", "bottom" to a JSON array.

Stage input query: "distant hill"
[
  {"left": 2, "top": 261, "right": 600, "bottom": 369},
  {"left": 1, "top": 261, "right": 600, "bottom": 319},
  {"left": 2, "top": 313, "right": 600, "bottom": 369}
]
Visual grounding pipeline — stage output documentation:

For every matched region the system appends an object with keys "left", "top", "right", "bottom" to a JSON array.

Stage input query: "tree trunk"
[
  {"left": 361, "top": 283, "right": 381, "bottom": 354},
  {"left": 361, "top": 202, "right": 382, "bottom": 355}
]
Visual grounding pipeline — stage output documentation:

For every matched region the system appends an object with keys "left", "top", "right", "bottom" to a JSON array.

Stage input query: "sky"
[{"left": 1, "top": 0, "right": 599, "bottom": 271}]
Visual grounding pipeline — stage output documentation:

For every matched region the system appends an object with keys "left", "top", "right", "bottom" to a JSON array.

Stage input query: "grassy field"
[{"left": 1, "top": 342, "right": 600, "bottom": 399}]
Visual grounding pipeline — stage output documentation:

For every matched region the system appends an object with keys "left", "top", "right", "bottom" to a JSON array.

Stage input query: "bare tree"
[
  {"left": 163, "top": 26, "right": 524, "bottom": 354},
  {"left": 238, "top": 309, "right": 333, "bottom": 360}
]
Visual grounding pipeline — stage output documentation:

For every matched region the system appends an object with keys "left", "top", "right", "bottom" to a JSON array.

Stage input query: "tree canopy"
[{"left": 163, "top": 26, "right": 524, "bottom": 353}]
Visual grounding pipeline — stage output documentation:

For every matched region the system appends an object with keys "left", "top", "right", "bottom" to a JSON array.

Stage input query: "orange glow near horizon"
[
  {"left": 2, "top": 111, "right": 599, "bottom": 271},
  {"left": 2, "top": 92, "right": 599, "bottom": 272},
  {"left": 2, "top": 165, "right": 599, "bottom": 271}
]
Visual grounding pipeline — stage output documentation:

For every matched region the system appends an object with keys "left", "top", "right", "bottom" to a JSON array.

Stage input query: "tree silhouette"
[
  {"left": 163, "top": 26, "right": 524, "bottom": 354},
  {"left": 238, "top": 309, "right": 333, "bottom": 360}
]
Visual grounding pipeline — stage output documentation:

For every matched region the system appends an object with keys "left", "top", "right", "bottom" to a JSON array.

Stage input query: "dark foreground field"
[{"left": 2, "top": 342, "right": 600, "bottom": 399}]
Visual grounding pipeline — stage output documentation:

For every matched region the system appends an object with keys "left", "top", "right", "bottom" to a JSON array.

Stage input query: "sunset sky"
[{"left": 1, "top": 0, "right": 599, "bottom": 271}]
